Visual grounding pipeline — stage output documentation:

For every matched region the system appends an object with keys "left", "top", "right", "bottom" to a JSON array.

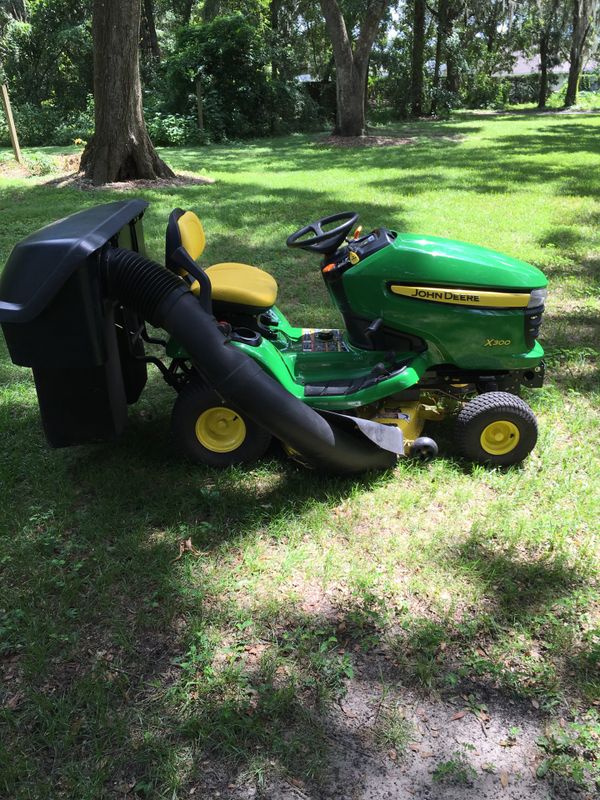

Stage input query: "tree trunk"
[
  {"left": 141, "top": 0, "right": 161, "bottom": 60},
  {"left": 174, "top": 0, "right": 195, "bottom": 24},
  {"left": 538, "top": 31, "right": 549, "bottom": 109},
  {"left": 8, "top": 1, "right": 27, "bottom": 21},
  {"left": 431, "top": 0, "right": 448, "bottom": 115},
  {"left": 446, "top": 51, "right": 460, "bottom": 94},
  {"left": 335, "top": 60, "right": 368, "bottom": 136},
  {"left": 81, "top": 0, "right": 174, "bottom": 185},
  {"left": 320, "top": 0, "right": 389, "bottom": 137},
  {"left": 270, "top": 0, "right": 281, "bottom": 81},
  {"left": 202, "top": 0, "right": 220, "bottom": 22},
  {"left": 410, "top": 0, "right": 426, "bottom": 116},
  {"left": 564, "top": 0, "right": 593, "bottom": 107},
  {"left": 196, "top": 78, "right": 204, "bottom": 131}
]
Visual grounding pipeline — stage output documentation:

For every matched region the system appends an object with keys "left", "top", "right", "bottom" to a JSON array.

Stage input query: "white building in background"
[{"left": 496, "top": 54, "right": 599, "bottom": 90}]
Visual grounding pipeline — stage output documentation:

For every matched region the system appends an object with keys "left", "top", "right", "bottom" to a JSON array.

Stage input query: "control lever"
[{"left": 364, "top": 318, "right": 383, "bottom": 347}]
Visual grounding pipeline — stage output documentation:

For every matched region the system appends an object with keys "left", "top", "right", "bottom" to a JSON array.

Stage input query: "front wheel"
[
  {"left": 455, "top": 392, "right": 538, "bottom": 466},
  {"left": 171, "top": 381, "right": 272, "bottom": 467}
]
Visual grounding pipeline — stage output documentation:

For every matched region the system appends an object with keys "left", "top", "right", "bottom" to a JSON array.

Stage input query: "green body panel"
[
  {"left": 166, "top": 306, "right": 432, "bottom": 410},
  {"left": 166, "top": 233, "right": 546, "bottom": 408},
  {"left": 339, "top": 234, "right": 547, "bottom": 370},
  {"left": 369, "top": 234, "right": 547, "bottom": 290}
]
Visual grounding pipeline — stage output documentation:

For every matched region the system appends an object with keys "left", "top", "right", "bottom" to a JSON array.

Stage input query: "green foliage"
[
  {"left": 433, "top": 744, "right": 478, "bottom": 786},
  {"left": 1, "top": 0, "right": 92, "bottom": 113},
  {"left": 0, "top": 97, "right": 94, "bottom": 147},
  {"left": 374, "top": 705, "right": 415, "bottom": 754},
  {"left": 161, "top": 13, "right": 322, "bottom": 141},
  {"left": 537, "top": 712, "right": 600, "bottom": 791},
  {"left": 145, "top": 111, "right": 205, "bottom": 146}
]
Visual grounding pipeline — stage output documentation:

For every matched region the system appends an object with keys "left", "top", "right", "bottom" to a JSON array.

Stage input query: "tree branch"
[
  {"left": 355, "top": 0, "right": 390, "bottom": 66},
  {"left": 320, "top": 0, "right": 353, "bottom": 67}
]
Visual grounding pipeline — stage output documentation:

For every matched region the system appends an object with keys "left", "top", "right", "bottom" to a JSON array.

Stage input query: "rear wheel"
[
  {"left": 455, "top": 391, "right": 538, "bottom": 466},
  {"left": 171, "top": 381, "right": 272, "bottom": 467}
]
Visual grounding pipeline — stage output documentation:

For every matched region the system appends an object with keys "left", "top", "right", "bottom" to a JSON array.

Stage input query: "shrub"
[
  {"left": 0, "top": 98, "right": 94, "bottom": 148},
  {"left": 145, "top": 112, "right": 203, "bottom": 146}
]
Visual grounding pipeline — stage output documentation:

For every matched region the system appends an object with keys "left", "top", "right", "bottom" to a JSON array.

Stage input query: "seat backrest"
[
  {"left": 166, "top": 208, "right": 206, "bottom": 266},
  {"left": 165, "top": 208, "right": 212, "bottom": 312}
]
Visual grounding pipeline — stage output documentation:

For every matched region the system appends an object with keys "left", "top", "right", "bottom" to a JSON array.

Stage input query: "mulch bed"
[{"left": 44, "top": 172, "right": 215, "bottom": 190}]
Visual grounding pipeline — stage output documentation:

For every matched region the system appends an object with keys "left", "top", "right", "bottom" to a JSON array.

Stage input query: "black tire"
[
  {"left": 409, "top": 436, "right": 439, "bottom": 463},
  {"left": 455, "top": 391, "right": 538, "bottom": 466},
  {"left": 171, "top": 381, "right": 272, "bottom": 467}
]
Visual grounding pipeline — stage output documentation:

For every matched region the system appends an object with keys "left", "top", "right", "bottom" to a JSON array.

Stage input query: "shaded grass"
[{"left": 0, "top": 112, "right": 599, "bottom": 798}]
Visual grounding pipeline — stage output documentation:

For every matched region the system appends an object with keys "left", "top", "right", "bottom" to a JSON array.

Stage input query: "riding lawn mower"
[{"left": 0, "top": 201, "right": 547, "bottom": 473}]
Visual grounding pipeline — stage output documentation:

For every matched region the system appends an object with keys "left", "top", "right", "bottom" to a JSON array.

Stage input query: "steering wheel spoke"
[{"left": 286, "top": 211, "right": 359, "bottom": 255}]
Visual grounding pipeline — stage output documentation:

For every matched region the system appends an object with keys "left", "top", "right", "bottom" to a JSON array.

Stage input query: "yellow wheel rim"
[
  {"left": 195, "top": 407, "right": 246, "bottom": 453},
  {"left": 480, "top": 420, "right": 520, "bottom": 455}
]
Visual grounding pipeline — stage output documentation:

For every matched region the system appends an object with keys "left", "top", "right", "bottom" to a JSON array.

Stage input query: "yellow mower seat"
[
  {"left": 166, "top": 208, "right": 278, "bottom": 311},
  {"left": 205, "top": 262, "right": 277, "bottom": 309}
]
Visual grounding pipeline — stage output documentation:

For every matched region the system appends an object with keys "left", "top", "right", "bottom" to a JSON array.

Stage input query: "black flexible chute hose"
[{"left": 103, "top": 247, "right": 397, "bottom": 473}]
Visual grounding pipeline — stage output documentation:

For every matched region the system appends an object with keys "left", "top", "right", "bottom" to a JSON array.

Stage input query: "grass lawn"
[{"left": 0, "top": 112, "right": 599, "bottom": 799}]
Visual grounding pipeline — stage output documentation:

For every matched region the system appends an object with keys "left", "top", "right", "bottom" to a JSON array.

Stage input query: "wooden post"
[
  {"left": 195, "top": 76, "right": 204, "bottom": 131},
  {"left": 1, "top": 84, "right": 23, "bottom": 164}
]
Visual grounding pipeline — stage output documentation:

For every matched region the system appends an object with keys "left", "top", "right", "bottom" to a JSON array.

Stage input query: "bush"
[
  {"left": 0, "top": 98, "right": 94, "bottom": 148},
  {"left": 145, "top": 112, "right": 203, "bottom": 146}
]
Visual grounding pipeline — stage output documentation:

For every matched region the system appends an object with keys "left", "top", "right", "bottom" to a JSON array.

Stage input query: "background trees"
[
  {"left": 80, "top": 0, "right": 174, "bottom": 183},
  {"left": 0, "top": 0, "right": 599, "bottom": 151}
]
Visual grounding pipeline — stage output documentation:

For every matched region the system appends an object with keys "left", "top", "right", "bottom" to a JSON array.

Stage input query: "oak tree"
[
  {"left": 320, "top": 0, "right": 390, "bottom": 136},
  {"left": 80, "top": 0, "right": 174, "bottom": 184}
]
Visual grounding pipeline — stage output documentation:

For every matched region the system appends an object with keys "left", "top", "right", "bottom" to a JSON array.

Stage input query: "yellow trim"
[
  {"left": 195, "top": 407, "right": 246, "bottom": 453},
  {"left": 390, "top": 285, "right": 530, "bottom": 308},
  {"left": 177, "top": 211, "right": 206, "bottom": 261},
  {"left": 206, "top": 262, "right": 278, "bottom": 308},
  {"left": 480, "top": 420, "right": 520, "bottom": 455}
]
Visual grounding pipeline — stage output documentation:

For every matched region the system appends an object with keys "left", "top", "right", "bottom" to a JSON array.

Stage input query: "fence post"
[
  {"left": 1, "top": 83, "right": 23, "bottom": 164},
  {"left": 195, "top": 77, "right": 204, "bottom": 131}
]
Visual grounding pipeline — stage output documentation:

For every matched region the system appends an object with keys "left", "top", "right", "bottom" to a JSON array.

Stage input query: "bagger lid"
[{"left": 0, "top": 200, "right": 148, "bottom": 323}]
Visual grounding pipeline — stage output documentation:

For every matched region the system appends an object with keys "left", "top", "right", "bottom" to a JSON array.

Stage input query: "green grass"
[
  {"left": 1, "top": 112, "right": 599, "bottom": 798},
  {"left": 510, "top": 88, "right": 600, "bottom": 112}
]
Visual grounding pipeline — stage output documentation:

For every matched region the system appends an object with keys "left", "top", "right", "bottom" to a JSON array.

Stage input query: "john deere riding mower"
[{"left": 0, "top": 201, "right": 546, "bottom": 473}]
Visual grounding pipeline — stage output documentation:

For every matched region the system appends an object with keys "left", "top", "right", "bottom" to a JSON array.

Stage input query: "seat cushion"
[{"left": 205, "top": 262, "right": 278, "bottom": 309}]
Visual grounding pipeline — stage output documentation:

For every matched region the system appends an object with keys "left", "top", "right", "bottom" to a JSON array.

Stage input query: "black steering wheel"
[{"left": 286, "top": 211, "right": 359, "bottom": 255}]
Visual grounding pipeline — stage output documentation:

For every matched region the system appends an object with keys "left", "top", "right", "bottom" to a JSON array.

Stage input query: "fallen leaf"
[
  {"left": 173, "top": 538, "right": 204, "bottom": 562},
  {"left": 500, "top": 770, "right": 509, "bottom": 788},
  {"left": 5, "top": 691, "right": 23, "bottom": 710},
  {"left": 420, "top": 751, "right": 434, "bottom": 758},
  {"left": 451, "top": 710, "right": 466, "bottom": 721},
  {"left": 409, "top": 743, "right": 421, "bottom": 752},
  {"left": 531, "top": 699, "right": 540, "bottom": 709},
  {"left": 388, "top": 748, "right": 397, "bottom": 761}
]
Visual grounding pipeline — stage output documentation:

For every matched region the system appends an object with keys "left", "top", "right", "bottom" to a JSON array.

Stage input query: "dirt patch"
[
  {"left": 0, "top": 152, "right": 214, "bottom": 188},
  {"left": 318, "top": 132, "right": 466, "bottom": 148},
  {"left": 319, "top": 135, "right": 415, "bottom": 148},
  {"left": 0, "top": 161, "right": 30, "bottom": 179}
]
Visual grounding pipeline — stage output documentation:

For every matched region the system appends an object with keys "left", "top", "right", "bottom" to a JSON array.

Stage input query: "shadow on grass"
[
  {"left": 1, "top": 119, "right": 599, "bottom": 797},
  {"left": 0, "top": 379, "right": 595, "bottom": 797}
]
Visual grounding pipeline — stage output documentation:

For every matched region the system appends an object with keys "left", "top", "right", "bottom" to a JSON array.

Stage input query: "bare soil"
[
  {"left": 0, "top": 152, "right": 214, "bottom": 188},
  {"left": 319, "top": 135, "right": 416, "bottom": 148},
  {"left": 182, "top": 651, "right": 586, "bottom": 800}
]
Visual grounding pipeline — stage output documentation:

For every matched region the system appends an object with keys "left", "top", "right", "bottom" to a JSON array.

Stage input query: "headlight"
[{"left": 528, "top": 287, "right": 547, "bottom": 308}]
